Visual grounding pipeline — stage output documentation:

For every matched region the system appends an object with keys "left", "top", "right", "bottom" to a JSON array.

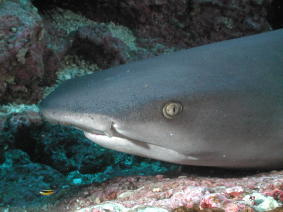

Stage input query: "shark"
[{"left": 40, "top": 29, "right": 283, "bottom": 169}]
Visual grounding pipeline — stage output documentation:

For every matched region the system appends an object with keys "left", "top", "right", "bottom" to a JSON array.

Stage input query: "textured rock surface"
[
  {"left": 71, "top": 25, "right": 130, "bottom": 69},
  {"left": 0, "top": 0, "right": 58, "bottom": 104},
  {"left": 33, "top": 0, "right": 273, "bottom": 47},
  {"left": 46, "top": 170, "right": 283, "bottom": 211},
  {"left": 117, "top": 0, "right": 272, "bottom": 47}
]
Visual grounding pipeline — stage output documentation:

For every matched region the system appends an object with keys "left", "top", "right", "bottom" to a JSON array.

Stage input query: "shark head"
[
  {"left": 40, "top": 29, "right": 283, "bottom": 168},
  {"left": 39, "top": 61, "right": 201, "bottom": 164}
]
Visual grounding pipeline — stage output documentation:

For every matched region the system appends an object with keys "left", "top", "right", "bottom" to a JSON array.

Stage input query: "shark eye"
[{"left": 162, "top": 102, "right": 183, "bottom": 119}]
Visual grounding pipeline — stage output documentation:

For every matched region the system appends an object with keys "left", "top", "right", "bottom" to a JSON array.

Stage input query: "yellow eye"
[{"left": 162, "top": 102, "right": 183, "bottom": 119}]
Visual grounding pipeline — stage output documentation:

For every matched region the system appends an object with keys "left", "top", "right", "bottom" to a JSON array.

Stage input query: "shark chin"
[{"left": 83, "top": 131, "right": 198, "bottom": 165}]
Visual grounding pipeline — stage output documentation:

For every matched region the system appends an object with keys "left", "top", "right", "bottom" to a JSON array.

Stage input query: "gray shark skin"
[{"left": 40, "top": 29, "right": 283, "bottom": 169}]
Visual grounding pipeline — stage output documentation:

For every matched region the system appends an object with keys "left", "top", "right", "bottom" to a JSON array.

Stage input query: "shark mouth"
[{"left": 83, "top": 122, "right": 198, "bottom": 165}]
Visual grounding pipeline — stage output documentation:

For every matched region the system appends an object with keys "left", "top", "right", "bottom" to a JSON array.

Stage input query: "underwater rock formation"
[
  {"left": 47, "top": 170, "right": 283, "bottom": 211},
  {"left": 0, "top": 0, "right": 58, "bottom": 104},
  {"left": 33, "top": 0, "right": 273, "bottom": 47}
]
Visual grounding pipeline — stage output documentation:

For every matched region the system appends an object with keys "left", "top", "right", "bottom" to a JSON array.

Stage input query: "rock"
[
  {"left": 0, "top": 0, "right": 58, "bottom": 104},
  {"left": 32, "top": 0, "right": 273, "bottom": 48},
  {"left": 54, "top": 171, "right": 283, "bottom": 211},
  {"left": 71, "top": 25, "right": 130, "bottom": 69}
]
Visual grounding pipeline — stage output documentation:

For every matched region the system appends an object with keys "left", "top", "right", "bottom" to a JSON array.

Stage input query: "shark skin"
[{"left": 40, "top": 29, "right": 283, "bottom": 169}]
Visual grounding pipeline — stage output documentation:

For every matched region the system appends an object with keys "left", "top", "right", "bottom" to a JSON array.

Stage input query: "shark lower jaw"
[
  {"left": 83, "top": 131, "right": 198, "bottom": 165},
  {"left": 83, "top": 130, "right": 148, "bottom": 150}
]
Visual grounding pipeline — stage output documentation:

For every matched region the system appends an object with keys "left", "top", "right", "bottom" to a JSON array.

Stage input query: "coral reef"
[
  {"left": 0, "top": 0, "right": 58, "bottom": 104},
  {"left": 71, "top": 25, "right": 130, "bottom": 69},
  {"left": 33, "top": 0, "right": 273, "bottom": 48},
  {"left": 50, "top": 171, "right": 283, "bottom": 211}
]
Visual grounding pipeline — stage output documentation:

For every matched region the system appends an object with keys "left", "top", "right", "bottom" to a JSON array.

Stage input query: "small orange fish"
[{"left": 39, "top": 189, "right": 56, "bottom": 196}]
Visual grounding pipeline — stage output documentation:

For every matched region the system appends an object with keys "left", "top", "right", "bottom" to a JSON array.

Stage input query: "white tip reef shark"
[{"left": 40, "top": 29, "right": 283, "bottom": 169}]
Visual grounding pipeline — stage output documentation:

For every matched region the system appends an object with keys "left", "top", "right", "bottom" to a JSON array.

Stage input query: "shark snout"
[{"left": 40, "top": 102, "right": 113, "bottom": 136}]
